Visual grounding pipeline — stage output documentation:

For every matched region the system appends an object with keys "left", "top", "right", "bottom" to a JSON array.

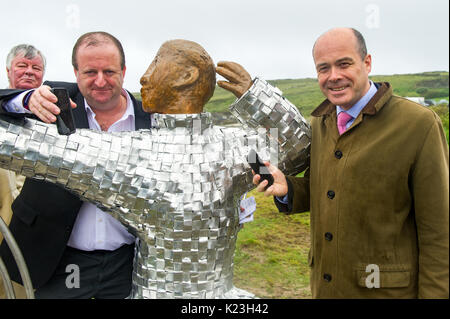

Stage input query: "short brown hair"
[
  {"left": 313, "top": 27, "right": 368, "bottom": 61},
  {"left": 72, "top": 31, "right": 125, "bottom": 70},
  {"left": 351, "top": 28, "right": 368, "bottom": 60}
]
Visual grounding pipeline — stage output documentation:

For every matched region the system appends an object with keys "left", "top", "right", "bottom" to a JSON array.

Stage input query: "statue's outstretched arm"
[
  {"left": 227, "top": 78, "right": 311, "bottom": 177},
  {"left": 0, "top": 78, "right": 312, "bottom": 219},
  {"left": 0, "top": 116, "right": 156, "bottom": 227}
]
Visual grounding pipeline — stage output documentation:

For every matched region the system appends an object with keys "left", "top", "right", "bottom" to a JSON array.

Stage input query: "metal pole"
[
  {"left": 0, "top": 216, "right": 34, "bottom": 299},
  {"left": 0, "top": 256, "right": 15, "bottom": 298}
]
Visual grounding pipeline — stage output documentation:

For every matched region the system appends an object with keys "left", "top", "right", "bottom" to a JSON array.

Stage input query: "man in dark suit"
[{"left": 0, "top": 31, "right": 152, "bottom": 298}]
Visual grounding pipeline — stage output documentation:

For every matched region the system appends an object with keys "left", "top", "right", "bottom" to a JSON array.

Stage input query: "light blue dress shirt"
[{"left": 336, "top": 81, "right": 378, "bottom": 130}]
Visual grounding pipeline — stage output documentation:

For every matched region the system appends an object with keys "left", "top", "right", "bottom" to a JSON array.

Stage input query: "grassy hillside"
[{"left": 203, "top": 71, "right": 449, "bottom": 119}]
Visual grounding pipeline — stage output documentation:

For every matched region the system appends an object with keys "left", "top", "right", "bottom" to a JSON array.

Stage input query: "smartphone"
[
  {"left": 247, "top": 149, "right": 274, "bottom": 190},
  {"left": 52, "top": 87, "right": 76, "bottom": 135}
]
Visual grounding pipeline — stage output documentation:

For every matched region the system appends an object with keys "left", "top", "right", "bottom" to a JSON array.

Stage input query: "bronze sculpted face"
[{"left": 140, "top": 40, "right": 216, "bottom": 114}]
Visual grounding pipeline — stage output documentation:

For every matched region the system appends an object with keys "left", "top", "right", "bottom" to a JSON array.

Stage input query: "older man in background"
[
  {"left": 6, "top": 44, "right": 45, "bottom": 90},
  {"left": 0, "top": 44, "right": 46, "bottom": 298}
]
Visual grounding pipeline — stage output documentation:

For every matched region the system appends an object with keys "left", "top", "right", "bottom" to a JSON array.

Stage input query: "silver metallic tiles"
[{"left": 0, "top": 78, "right": 311, "bottom": 298}]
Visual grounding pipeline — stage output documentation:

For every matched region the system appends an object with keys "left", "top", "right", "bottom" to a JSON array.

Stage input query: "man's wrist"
[
  {"left": 3, "top": 90, "right": 33, "bottom": 113},
  {"left": 22, "top": 90, "right": 34, "bottom": 110},
  {"left": 275, "top": 194, "right": 289, "bottom": 204}
]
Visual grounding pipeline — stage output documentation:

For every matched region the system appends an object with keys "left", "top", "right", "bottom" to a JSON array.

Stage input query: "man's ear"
[
  {"left": 6, "top": 67, "right": 11, "bottom": 87},
  {"left": 172, "top": 66, "right": 199, "bottom": 88},
  {"left": 364, "top": 54, "right": 372, "bottom": 74}
]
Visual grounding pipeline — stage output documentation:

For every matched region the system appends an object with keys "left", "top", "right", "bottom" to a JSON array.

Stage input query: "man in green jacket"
[{"left": 252, "top": 27, "right": 449, "bottom": 298}]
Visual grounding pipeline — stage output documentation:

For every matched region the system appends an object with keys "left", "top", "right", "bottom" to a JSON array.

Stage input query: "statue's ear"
[{"left": 172, "top": 66, "right": 199, "bottom": 89}]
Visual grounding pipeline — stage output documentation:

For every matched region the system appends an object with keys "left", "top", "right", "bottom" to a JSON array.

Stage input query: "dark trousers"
[{"left": 35, "top": 243, "right": 135, "bottom": 299}]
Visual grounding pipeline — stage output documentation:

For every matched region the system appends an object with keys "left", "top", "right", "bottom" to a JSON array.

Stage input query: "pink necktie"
[{"left": 337, "top": 112, "right": 353, "bottom": 135}]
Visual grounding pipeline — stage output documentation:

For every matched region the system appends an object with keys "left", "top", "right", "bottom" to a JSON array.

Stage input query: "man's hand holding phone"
[
  {"left": 248, "top": 149, "right": 289, "bottom": 197},
  {"left": 51, "top": 88, "right": 76, "bottom": 135},
  {"left": 27, "top": 85, "right": 77, "bottom": 124}
]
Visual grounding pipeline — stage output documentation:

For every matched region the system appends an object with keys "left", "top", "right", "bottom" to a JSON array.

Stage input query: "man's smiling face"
[{"left": 313, "top": 28, "right": 372, "bottom": 110}]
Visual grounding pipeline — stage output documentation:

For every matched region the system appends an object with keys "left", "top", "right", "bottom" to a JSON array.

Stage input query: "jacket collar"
[
  {"left": 130, "top": 91, "right": 151, "bottom": 130},
  {"left": 72, "top": 88, "right": 151, "bottom": 130},
  {"left": 311, "top": 82, "right": 392, "bottom": 118}
]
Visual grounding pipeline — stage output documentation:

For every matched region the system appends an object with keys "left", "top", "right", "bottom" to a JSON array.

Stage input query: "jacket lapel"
[
  {"left": 68, "top": 88, "right": 151, "bottom": 130},
  {"left": 72, "top": 92, "right": 90, "bottom": 129},
  {"left": 129, "top": 91, "right": 152, "bottom": 129},
  {"left": 311, "top": 82, "right": 393, "bottom": 136}
]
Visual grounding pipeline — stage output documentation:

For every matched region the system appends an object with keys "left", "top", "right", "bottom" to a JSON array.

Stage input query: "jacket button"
[
  {"left": 325, "top": 232, "right": 333, "bottom": 241},
  {"left": 327, "top": 190, "right": 335, "bottom": 199},
  {"left": 323, "top": 274, "right": 332, "bottom": 282},
  {"left": 334, "top": 150, "right": 343, "bottom": 159}
]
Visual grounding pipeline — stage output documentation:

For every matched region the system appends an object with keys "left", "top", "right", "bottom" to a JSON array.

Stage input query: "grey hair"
[{"left": 6, "top": 44, "right": 46, "bottom": 71}]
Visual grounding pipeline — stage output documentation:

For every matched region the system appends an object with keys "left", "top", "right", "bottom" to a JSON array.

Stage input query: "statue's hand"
[{"left": 216, "top": 61, "right": 253, "bottom": 98}]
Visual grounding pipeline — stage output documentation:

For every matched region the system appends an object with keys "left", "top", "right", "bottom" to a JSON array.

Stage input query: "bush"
[
  {"left": 416, "top": 87, "right": 428, "bottom": 95},
  {"left": 416, "top": 77, "right": 449, "bottom": 89},
  {"left": 429, "top": 105, "right": 449, "bottom": 144},
  {"left": 424, "top": 88, "right": 449, "bottom": 99}
]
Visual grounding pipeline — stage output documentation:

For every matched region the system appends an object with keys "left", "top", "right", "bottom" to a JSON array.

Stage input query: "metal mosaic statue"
[{"left": 0, "top": 40, "right": 310, "bottom": 298}]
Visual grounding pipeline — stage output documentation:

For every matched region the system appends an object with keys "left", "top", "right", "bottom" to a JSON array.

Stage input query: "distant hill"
[
  {"left": 204, "top": 71, "right": 449, "bottom": 118},
  {"left": 133, "top": 71, "right": 449, "bottom": 119}
]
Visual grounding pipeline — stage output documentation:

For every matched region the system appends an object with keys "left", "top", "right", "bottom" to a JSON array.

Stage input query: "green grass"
[
  {"left": 429, "top": 105, "right": 449, "bottom": 143},
  {"left": 370, "top": 71, "right": 449, "bottom": 100},
  {"left": 233, "top": 189, "right": 312, "bottom": 298}
]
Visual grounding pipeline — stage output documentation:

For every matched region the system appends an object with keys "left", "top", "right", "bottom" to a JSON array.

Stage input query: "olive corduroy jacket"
[{"left": 276, "top": 82, "right": 449, "bottom": 298}]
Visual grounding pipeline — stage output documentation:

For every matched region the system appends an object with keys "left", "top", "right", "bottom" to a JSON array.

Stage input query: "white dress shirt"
[{"left": 67, "top": 90, "right": 137, "bottom": 251}]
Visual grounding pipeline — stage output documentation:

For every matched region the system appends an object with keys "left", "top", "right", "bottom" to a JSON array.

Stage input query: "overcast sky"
[{"left": 1, "top": 0, "right": 448, "bottom": 92}]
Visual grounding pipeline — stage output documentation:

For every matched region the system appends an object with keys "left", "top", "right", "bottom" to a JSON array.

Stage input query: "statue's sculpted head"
[{"left": 140, "top": 39, "right": 216, "bottom": 114}]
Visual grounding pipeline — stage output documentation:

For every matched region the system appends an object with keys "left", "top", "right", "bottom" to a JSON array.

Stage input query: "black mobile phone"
[
  {"left": 52, "top": 87, "right": 76, "bottom": 135},
  {"left": 247, "top": 149, "right": 274, "bottom": 190}
]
